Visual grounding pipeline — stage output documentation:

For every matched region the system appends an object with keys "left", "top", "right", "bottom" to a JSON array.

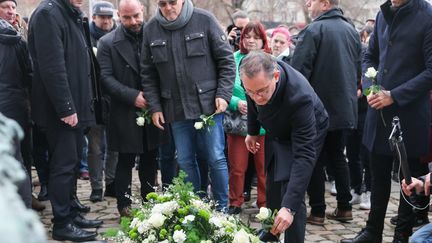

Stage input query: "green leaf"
[
  {"left": 103, "top": 228, "right": 119, "bottom": 237},
  {"left": 207, "top": 120, "right": 216, "bottom": 126}
]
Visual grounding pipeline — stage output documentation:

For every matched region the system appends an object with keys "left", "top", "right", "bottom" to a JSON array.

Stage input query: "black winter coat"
[
  {"left": 98, "top": 26, "right": 167, "bottom": 152},
  {"left": 247, "top": 61, "right": 329, "bottom": 212},
  {"left": 362, "top": 0, "right": 432, "bottom": 156},
  {"left": 0, "top": 21, "right": 32, "bottom": 130},
  {"left": 28, "top": 0, "right": 95, "bottom": 128},
  {"left": 291, "top": 8, "right": 362, "bottom": 131}
]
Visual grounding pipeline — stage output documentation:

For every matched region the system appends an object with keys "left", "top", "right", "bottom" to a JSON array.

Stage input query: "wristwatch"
[{"left": 284, "top": 207, "right": 296, "bottom": 216}]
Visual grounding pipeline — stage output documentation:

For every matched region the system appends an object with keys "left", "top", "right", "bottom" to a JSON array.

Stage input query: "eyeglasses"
[
  {"left": 244, "top": 81, "right": 273, "bottom": 98},
  {"left": 157, "top": 0, "right": 178, "bottom": 8}
]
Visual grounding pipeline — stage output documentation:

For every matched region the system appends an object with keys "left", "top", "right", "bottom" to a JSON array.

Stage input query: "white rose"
[
  {"left": 159, "top": 240, "right": 169, "bottom": 243},
  {"left": 183, "top": 215, "right": 195, "bottom": 224},
  {"left": 233, "top": 229, "right": 251, "bottom": 243},
  {"left": 148, "top": 213, "right": 166, "bottom": 228},
  {"left": 173, "top": 230, "right": 187, "bottom": 243},
  {"left": 255, "top": 207, "right": 271, "bottom": 221},
  {"left": 136, "top": 116, "right": 146, "bottom": 126},
  {"left": 365, "top": 67, "right": 378, "bottom": 79},
  {"left": 194, "top": 121, "right": 204, "bottom": 130}
]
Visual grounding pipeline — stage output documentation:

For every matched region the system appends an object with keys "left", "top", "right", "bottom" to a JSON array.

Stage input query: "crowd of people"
[{"left": 1, "top": 0, "right": 432, "bottom": 242}]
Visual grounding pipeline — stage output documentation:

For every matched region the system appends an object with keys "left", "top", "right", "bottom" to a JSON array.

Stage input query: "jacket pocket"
[
  {"left": 150, "top": 39, "right": 168, "bottom": 63},
  {"left": 185, "top": 32, "right": 206, "bottom": 57},
  {"left": 196, "top": 79, "right": 217, "bottom": 112}
]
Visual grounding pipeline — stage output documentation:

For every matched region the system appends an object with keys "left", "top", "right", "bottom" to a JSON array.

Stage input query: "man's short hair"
[
  {"left": 240, "top": 51, "right": 276, "bottom": 80},
  {"left": 329, "top": 0, "right": 340, "bottom": 6},
  {"left": 92, "top": 1, "right": 114, "bottom": 16},
  {"left": 232, "top": 10, "right": 248, "bottom": 21}
]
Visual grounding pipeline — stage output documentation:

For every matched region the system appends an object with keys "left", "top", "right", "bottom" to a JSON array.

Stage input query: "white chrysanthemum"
[
  {"left": 233, "top": 229, "right": 251, "bottom": 243},
  {"left": 200, "top": 240, "right": 212, "bottom": 243},
  {"left": 136, "top": 117, "right": 146, "bottom": 126},
  {"left": 183, "top": 215, "right": 195, "bottom": 224},
  {"left": 209, "top": 216, "right": 222, "bottom": 228},
  {"left": 148, "top": 213, "right": 166, "bottom": 228},
  {"left": 191, "top": 199, "right": 209, "bottom": 210},
  {"left": 152, "top": 201, "right": 179, "bottom": 216},
  {"left": 173, "top": 229, "right": 187, "bottom": 243},
  {"left": 194, "top": 121, "right": 204, "bottom": 129},
  {"left": 137, "top": 221, "right": 150, "bottom": 234},
  {"left": 130, "top": 218, "right": 140, "bottom": 228},
  {"left": 365, "top": 67, "right": 378, "bottom": 79},
  {"left": 255, "top": 207, "right": 271, "bottom": 221},
  {"left": 147, "top": 234, "right": 157, "bottom": 242}
]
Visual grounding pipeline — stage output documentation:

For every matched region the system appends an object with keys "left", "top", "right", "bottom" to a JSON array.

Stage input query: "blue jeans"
[
  {"left": 411, "top": 223, "right": 432, "bottom": 243},
  {"left": 80, "top": 135, "right": 89, "bottom": 173},
  {"left": 171, "top": 114, "right": 228, "bottom": 210}
]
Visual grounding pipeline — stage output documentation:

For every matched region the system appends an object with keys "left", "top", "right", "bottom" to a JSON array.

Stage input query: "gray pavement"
[{"left": 31, "top": 169, "right": 429, "bottom": 243}]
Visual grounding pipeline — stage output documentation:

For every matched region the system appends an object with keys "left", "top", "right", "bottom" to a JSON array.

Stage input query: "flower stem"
[{"left": 380, "top": 110, "right": 387, "bottom": 127}]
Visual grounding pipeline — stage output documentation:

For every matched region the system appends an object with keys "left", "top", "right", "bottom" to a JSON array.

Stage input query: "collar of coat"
[
  {"left": 313, "top": 8, "right": 347, "bottom": 23},
  {"left": 381, "top": 0, "right": 416, "bottom": 25}
]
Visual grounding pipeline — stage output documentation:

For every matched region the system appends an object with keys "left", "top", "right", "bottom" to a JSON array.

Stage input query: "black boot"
[
  {"left": 71, "top": 195, "right": 90, "bottom": 213},
  {"left": 37, "top": 184, "right": 49, "bottom": 201},
  {"left": 340, "top": 229, "right": 382, "bottom": 243},
  {"left": 52, "top": 223, "right": 97, "bottom": 242},
  {"left": 104, "top": 182, "right": 116, "bottom": 198},
  {"left": 89, "top": 189, "right": 103, "bottom": 202}
]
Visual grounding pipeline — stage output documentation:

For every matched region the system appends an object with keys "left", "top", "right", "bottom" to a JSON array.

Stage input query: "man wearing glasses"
[
  {"left": 242, "top": 51, "right": 328, "bottom": 243},
  {"left": 140, "top": 0, "right": 235, "bottom": 211}
]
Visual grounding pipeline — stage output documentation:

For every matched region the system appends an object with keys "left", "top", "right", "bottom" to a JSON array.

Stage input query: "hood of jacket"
[{"left": 0, "top": 18, "right": 20, "bottom": 45}]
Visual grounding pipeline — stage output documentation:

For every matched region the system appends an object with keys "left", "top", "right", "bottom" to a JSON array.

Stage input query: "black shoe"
[
  {"left": 390, "top": 215, "right": 398, "bottom": 225},
  {"left": 90, "top": 189, "right": 103, "bottom": 202},
  {"left": 340, "top": 229, "right": 382, "bottom": 243},
  {"left": 71, "top": 197, "right": 91, "bottom": 213},
  {"left": 52, "top": 223, "right": 97, "bottom": 242},
  {"left": 38, "top": 184, "right": 49, "bottom": 201},
  {"left": 73, "top": 214, "right": 103, "bottom": 228},
  {"left": 391, "top": 214, "right": 429, "bottom": 227},
  {"left": 104, "top": 182, "right": 116, "bottom": 198},
  {"left": 228, "top": 206, "right": 241, "bottom": 215}
]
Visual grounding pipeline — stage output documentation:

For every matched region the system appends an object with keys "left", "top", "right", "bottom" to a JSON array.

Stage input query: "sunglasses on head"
[{"left": 157, "top": 0, "right": 178, "bottom": 8}]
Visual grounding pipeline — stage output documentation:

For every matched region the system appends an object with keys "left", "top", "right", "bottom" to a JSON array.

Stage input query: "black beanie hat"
[{"left": 0, "top": 0, "right": 17, "bottom": 5}]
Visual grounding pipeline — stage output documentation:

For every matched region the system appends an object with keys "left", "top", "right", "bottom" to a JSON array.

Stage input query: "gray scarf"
[{"left": 155, "top": 0, "right": 194, "bottom": 30}]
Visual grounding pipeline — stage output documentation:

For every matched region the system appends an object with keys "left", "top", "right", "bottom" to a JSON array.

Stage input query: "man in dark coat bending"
[{"left": 242, "top": 51, "right": 329, "bottom": 243}]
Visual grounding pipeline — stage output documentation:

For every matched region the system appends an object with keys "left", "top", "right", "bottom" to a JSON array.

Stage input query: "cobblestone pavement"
[{"left": 33, "top": 169, "right": 429, "bottom": 243}]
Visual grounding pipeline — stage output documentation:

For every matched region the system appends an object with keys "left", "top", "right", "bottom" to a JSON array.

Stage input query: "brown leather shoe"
[
  {"left": 118, "top": 207, "right": 131, "bottom": 218},
  {"left": 307, "top": 214, "right": 325, "bottom": 225},
  {"left": 32, "top": 195, "right": 46, "bottom": 211},
  {"left": 326, "top": 208, "right": 353, "bottom": 222}
]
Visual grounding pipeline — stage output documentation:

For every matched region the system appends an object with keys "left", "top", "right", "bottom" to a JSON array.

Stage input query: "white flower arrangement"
[{"left": 105, "top": 172, "right": 259, "bottom": 243}]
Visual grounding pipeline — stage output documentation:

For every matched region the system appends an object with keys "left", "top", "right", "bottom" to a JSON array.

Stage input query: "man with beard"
[{"left": 98, "top": 0, "right": 165, "bottom": 217}]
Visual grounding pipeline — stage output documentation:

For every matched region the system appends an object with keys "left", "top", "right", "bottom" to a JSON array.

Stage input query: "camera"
[{"left": 227, "top": 24, "right": 242, "bottom": 51}]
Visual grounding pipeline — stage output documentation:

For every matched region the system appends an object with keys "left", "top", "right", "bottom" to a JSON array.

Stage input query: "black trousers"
[
  {"left": 345, "top": 129, "right": 371, "bottom": 194},
  {"left": 365, "top": 153, "right": 429, "bottom": 236},
  {"left": 266, "top": 162, "right": 306, "bottom": 243},
  {"left": 45, "top": 123, "right": 83, "bottom": 227},
  {"left": 115, "top": 147, "right": 158, "bottom": 211},
  {"left": 307, "top": 130, "right": 352, "bottom": 216}
]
